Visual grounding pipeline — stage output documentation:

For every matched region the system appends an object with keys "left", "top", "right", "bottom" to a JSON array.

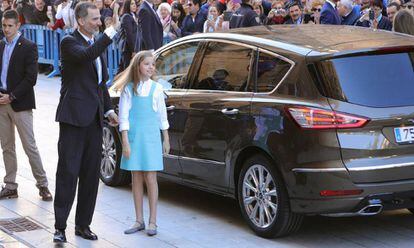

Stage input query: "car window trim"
[
  {"left": 188, "top": 39, "right": 257, "bottom": 93},
  {"left": 253, "top": 48, "right": 295, "bottom": 95},
  {"left": 154, "top": 40, "right": 204, "bottom": 90}
]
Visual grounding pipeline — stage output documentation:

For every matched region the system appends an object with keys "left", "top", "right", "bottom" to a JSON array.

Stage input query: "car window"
[
  {"left": 192, "top": 42, "right": 253, "bottom": 92},
  {"left": 315, "top": 52, "right": 414, "bottom": 107},
  {"left": 256, "top": 52, "right": 292, "bottom": 93},
  {"left": 156, "top": 42, "right": 199, "bottom": 89}
]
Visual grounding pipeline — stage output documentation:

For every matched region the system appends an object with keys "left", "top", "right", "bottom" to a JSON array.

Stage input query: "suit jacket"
[
  {"left": 120, "top": 13, "right": 138, "bottom": 54},
  {"left": 320, "top": 1, "right": 341, "bottom": 25},
  {"left": 0, "top": 35, "right": 38, "bottom": 112},
  {"left": 55, "top": 30, "right": 113, "bottom": 127},
  {"left": 356, "top": 16, "right": 393, "bottom": 31},
  {"left": 181, "top": 10, "right": 207, "bottom": 36},
  {"left": 136, "top": 1, "right": 163, "bottom": 51},
  {"left": 341, "top": 7, "right": 360, "bottom": 25}
]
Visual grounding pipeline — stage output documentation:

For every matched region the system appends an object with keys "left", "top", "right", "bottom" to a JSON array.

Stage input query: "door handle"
[
  {"left": 166, "top": 105, "right": 176, "bottom": 111},
  {"left": 221, "top": 108, "right": 239, "bottom": 115}
]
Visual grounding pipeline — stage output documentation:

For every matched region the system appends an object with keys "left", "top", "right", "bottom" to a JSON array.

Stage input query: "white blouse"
[{"left": 119, "top": 79, "right": 169, "bottom": 132}]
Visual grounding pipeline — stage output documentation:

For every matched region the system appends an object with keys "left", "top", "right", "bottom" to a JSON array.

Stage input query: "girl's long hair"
[{"left": 111, "top": 50, "right": 155, "bottom": 95}]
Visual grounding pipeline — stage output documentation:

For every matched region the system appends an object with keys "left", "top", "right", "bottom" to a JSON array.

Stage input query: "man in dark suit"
[
  {"left": 320, "top": 0, "right": 342, "bottom": 24},
  {"left": 181, "top": 0, "right": 207, "bottom": 35},
  {"left": 0, "top": 10, "right": 53, "bottom": 201},
  {"left": 53, "top": 2, "right": 119, "bottom": 243},
  {"left": 284, "top": 2, "right": 312, "bottom": 24},
  {"left": 338, "top": 0, "right": 361, "bottom": 25},
  {"left": 135, "top": 0, "right": 163, "bottom": 51}
]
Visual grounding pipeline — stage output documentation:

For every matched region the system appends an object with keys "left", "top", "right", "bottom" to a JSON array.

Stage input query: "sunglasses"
[
  {"left": 402, "top": 5, "right": 413, "bottom": 9},
  {"left": 187, "top": 3, "right": 193, "bottom": 6},
  {"left": 311, "top": 8, "right": 321, "bottom": 12}
]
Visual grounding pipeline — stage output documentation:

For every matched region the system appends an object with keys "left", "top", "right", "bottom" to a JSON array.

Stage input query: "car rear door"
[{"left": 314, "top": 50, "right": 414, "bottom": 183}]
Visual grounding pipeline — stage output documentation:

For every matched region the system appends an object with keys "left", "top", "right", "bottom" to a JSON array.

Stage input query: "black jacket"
[
  {"left": 356, "top": 16, "right": 392, "bottom": 31},
  {"left": 136, "top": 1, "right": 163, "bottom": 51},
  {"left": 56, "top": 30, "right": 113, "bottom": 127},
  {"left": 181, "top": 10, "right": 207, "bottom": 36},
  {"left": 120, "top": 13, "right": 138, "bottom": 54},
  {"left": 0, "top": 36, "right": 38, "bottom": 112},
  {"left": 230, "top": 3, "right": 259, "bottom": 29}
]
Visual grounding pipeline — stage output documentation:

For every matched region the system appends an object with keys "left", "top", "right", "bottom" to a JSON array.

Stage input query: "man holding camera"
[{"left": 0, "top": 10, "right": 53, "bottom": 201}]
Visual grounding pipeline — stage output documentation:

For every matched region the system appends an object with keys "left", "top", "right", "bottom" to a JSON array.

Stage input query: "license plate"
[{"left": 394, "top": 126, "right": 414, "bottom": 143}]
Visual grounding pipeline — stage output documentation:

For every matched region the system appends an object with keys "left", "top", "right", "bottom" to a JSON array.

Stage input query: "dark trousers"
[{"left": 54, "top": 117, "right": 102, "bottom": 230}]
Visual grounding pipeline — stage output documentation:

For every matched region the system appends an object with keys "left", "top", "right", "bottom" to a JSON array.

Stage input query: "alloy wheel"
[
  {"left": 101, "top": 127, "right": 117, "bottom": 180},
  {"left": 242, "top": 164, "right": 278, "bottom": 228}
]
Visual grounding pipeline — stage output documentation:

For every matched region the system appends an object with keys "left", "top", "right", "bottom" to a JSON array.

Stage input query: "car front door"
[
  {"left": 179, "top": 41, "right": 255, "bottom": 193},
  {"left": 155, "top": 41, "right": 201, "bottom": 180}
]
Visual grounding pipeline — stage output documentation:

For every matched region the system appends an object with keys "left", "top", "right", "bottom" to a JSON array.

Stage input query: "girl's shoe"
[
  {"left": 124, "top": 221, "right": 145, "bottom": 234},
  {"left": 147, "top": 222, "right": 157, "bottom": 236}
]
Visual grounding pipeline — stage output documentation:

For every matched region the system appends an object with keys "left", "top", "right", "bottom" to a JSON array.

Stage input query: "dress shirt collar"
[
  {"left": 3, "top": 32, "right": 21, "bottom": 45},
  {"left": 326, "top": 0, "right": 336, "bottom": 8},
  {"left": 78, "top": 29, "right": 94, "bottom": 44}
]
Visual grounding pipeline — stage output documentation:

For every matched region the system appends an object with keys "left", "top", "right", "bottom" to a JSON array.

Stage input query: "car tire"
[
  {"left": 100, "top": 122, "right": 131, "bottom": 186},
  {"left": 238, "top": 154, "right": 303, "bottom": 238}
]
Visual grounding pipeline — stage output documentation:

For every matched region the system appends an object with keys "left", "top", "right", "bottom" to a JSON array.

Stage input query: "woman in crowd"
[
  {"left": 203, "top": 5, "right": 220, "bottom": 32},
  {"left": 113, "top": 51, "right": 170, "bottom": 237},
  {"left": 393, "top": 9, "right": 414, "bottom": 35},
  {"left": 356, "top": 0, "right": 392, "bottom": 30},
  {"left": 158, "top": 2, "right": 181, "bottom": 44},
  {"left": 253, "top": 1, "right": 266, "bottom": 24},
  {"left": 310, "top": 0, "right": 323, "bottom": 24},
  {"left": 119, "top": 0, "right": 138, "bottom": 71},
  {"left": 55, "top": 0, "right": 76, "bottom": 29},
  {"left": 266, "top": 0, "right": 287, "bottom": 24},
  {"left": 171, "top": 2, "right": 186, "bottom": 28}
]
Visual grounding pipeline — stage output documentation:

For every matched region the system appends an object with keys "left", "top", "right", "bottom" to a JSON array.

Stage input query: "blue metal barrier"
[{"left": 20, "top": 25, "right": 121, "bottom": 85}]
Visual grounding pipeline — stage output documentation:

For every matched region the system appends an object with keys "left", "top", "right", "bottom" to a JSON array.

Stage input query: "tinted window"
[
  {"left": 256, "top": 52, "right": 291, "bottom": 93},
  {"left": 156, "top": 42, "right": 199, "bottom": 89},
  {"left": 192, "top": 42, "right": 253, "bottom": 92},
  {"left": 316, "top": 52, "right": 414, "bottom": 107}
]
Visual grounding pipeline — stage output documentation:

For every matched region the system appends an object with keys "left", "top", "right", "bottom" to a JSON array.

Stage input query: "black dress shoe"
[
  {"left": 75, "top": 226, "right": 98, "bottom": 241},
  {"left": 53, "top": 229, "right": 67, "bottom": 243}
]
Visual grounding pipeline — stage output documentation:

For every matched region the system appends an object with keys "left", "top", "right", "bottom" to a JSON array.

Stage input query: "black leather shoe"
[
  {"left": 75, "top": 226, "right": 98, "bottom": 241},
  {"left": 53, "top": 229, "right": 66, "bottom": 243}
]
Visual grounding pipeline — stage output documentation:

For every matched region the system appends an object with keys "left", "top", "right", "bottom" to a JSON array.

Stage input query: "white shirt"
[
  {"left": 56, "top": 1, "right": 75, "bottom": 29},
  {"left": 78, "top": 27, "right": 117, "bottom": 117},
  {"left": 119, "top": 79, "right": 169, "bottom": 131}
]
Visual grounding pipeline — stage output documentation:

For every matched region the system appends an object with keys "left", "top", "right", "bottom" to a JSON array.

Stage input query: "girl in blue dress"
[{"left": 112, "top": 51, "right": 170, "bottom": 236}]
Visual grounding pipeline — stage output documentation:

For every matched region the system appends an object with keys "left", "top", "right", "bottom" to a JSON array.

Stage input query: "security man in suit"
[
  {"left": 53, "top": 2, "right": 119, "bottom": 243},
  {"left": 0, "top": 10, "right": 53, "bottom": 202}
]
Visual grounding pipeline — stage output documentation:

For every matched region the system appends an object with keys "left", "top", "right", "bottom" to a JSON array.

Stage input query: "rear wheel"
[
  {"left": 238, "top": 155, "right": 303, "bottom": 238},
  {"left": 100, "top": 123, "right": 131, "bottom": 186}
]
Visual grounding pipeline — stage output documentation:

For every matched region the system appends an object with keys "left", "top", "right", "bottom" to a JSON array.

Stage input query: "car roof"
[{"left": 182, "top": 25, "right": 414, "bottom": 57}]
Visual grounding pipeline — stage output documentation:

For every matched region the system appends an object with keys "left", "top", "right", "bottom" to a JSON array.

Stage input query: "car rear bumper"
[{"left": 289, "top": 169, "right": 414, "bottom": 214}]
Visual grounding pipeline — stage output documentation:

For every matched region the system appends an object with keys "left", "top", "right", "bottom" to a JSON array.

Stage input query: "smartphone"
[
  {"left": 208, "top": 14, "right": 214, "bottom": 21},
  {"left": 369, "top": 9, "right": 375, "bottom": 21},
  {"left": 232, "top": 0, "right": 241, "bottom": 4},
  {"left": 223, "top": 11, "right": 233, "bottom": 21}
]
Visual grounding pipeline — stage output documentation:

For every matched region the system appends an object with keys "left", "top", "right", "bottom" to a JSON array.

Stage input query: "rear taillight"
[{"left": 287, "top": 106, "right": 369, "bottom": 129}]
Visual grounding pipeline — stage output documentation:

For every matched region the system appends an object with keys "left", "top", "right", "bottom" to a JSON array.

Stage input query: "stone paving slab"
[{"left": 1, "top": 75, "right": 414, "bottom": 247}]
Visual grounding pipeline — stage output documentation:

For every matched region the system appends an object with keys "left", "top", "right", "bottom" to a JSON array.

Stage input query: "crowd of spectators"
[{"left": 0, "top": 0, "right": 412, "bottom": 71}]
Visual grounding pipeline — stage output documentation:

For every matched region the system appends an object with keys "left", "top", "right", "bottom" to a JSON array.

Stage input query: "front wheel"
[
  {"left": 238, "top": 155, "right": 303, "bottom": 238},
  {"left": 100, "top": 123, "right": 131, "bottom": 186}
]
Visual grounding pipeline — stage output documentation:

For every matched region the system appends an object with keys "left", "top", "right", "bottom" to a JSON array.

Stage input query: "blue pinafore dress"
[{"left": 120, "top": 82, "right": 163, "bottom": 171}]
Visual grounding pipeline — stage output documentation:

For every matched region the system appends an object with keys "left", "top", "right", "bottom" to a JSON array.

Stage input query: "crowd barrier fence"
[{"left": 20, "top": 25, "right": 121, "bottom": 85}]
